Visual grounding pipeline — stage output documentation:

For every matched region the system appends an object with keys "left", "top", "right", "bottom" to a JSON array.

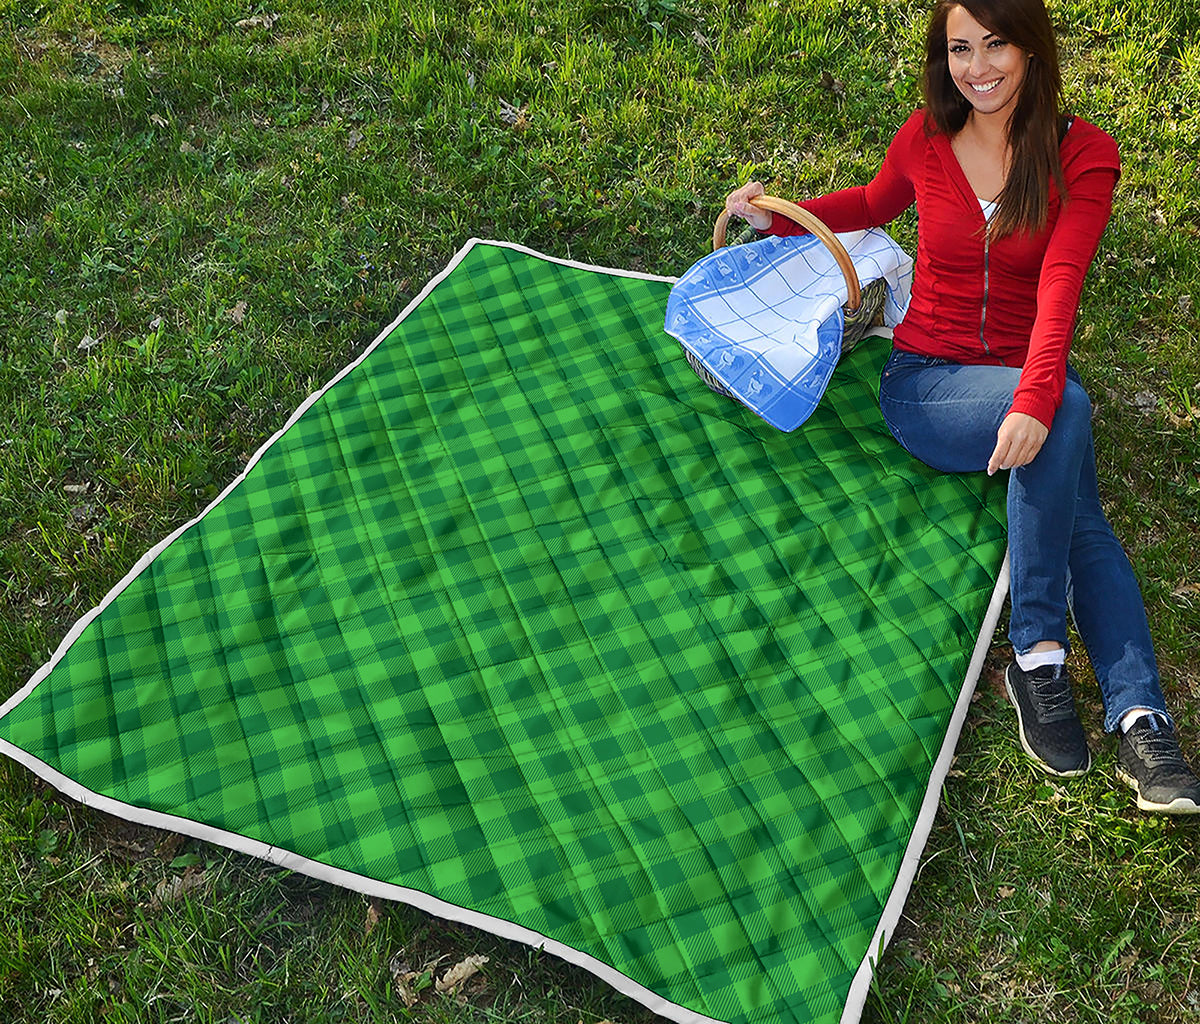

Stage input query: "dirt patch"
[{"left": 14, "top": 28, "right": 136, "bottom": 80}]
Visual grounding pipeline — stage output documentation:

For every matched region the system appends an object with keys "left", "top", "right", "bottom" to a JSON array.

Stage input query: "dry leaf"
[
  {"left": 388, "top": 954, "right": 424, "bottom": 1008},
  {"left": 394, "top": 974, "right": 419, "bottom": 1007},
  {"left": 436, "top": 954, "right": 488, "bottom": 994},
  {"left": 227, "top": 300, "right": 248, "bottom": 325},
  {"left": 997, "top": 886, "right": 1016, "bottom": 899},
  {"left": 365, "top": 897, "right": 382, "bottom": 935},
  {"left": 152, "top": 868, "right": 208, "bottom": 907},
  {"left": 78, "top": 333, "right": 100, "bottom": 350},
  {"left": 155, "top": 833, "right": 185, "bottom": 860},
  {"left": 818, "top": 71, "right": 845, "bottom": 96},
  {"left": 1132, "top": 390, "right": 1157, "bottom": 412},
  {"left": 150, "top": 113, "right": 168, "bottom": 128},
  {"left": 236, "top": 12, "right": 279, "bottom": 30},
  {"left": 498, "top": 98, "right": 528, "bottom": 128}
]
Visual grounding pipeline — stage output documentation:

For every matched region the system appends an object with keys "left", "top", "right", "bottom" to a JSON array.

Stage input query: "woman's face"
[{"left": 945, "top": 5, "right": 1030, "bottom": 120}]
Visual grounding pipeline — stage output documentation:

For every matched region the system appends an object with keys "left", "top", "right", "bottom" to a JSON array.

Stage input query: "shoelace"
[
  {"left": 1030, "top": 670, "right": 1075, "bottom": 718},
  {"left": 1131, "top": 727, "right": 1187, "bottom": 770}
]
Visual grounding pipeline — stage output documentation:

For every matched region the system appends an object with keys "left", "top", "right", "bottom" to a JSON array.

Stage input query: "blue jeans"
[{"left": 878, "top": 349, "right": 1168, "bottom": 732}]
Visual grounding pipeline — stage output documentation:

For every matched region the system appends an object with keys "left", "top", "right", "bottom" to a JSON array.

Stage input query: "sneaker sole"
[
  {"left": 1115, "top": 766, "right": 1200, "bottom": 815},
  {"left": 1004, "top": 668, "right": 1092, "bottom": 778}
]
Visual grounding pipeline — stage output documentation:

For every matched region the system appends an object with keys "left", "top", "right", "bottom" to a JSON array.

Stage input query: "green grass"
[{"left": 2, "top": 0, "right": 1199, "bottom": 1020}]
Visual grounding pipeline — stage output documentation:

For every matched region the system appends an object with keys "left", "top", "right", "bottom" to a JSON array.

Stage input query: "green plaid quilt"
[{"left": 0, "top": 241, "right": 1008, "bottom": 1024}]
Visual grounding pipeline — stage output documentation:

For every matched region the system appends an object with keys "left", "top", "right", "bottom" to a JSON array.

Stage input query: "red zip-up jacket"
[{"left": 766, "top": 109, "right": 1120, "bottom": 428}]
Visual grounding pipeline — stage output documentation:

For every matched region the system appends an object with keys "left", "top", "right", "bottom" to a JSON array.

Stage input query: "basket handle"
[{"left": 713, "top": 195, "right": 862, "bottom": 312}]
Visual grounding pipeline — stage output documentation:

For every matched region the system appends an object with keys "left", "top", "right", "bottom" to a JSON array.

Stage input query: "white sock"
[
  {"left": 1016, "top": 648, "right": 1066, "bottom": 673},
  {"left": 1120, "top": 709, "right": 1164, "bottom": 733}
]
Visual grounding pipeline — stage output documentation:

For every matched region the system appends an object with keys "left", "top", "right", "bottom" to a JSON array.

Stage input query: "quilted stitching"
[{"left": 0, "top": 242, "right": 1006, "bottom": 1024}]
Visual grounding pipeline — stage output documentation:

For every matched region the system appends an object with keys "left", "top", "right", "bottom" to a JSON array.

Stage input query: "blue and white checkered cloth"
[{"left": 665, "top": 228, "right": 914, "bottom": 431}]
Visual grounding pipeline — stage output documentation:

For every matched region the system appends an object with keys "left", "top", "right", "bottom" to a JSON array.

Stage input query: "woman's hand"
[
  {"left": 987, "top": 412, "right": 1049, "bottom": 475},
  {"left": 725, "top": 181, "right": 772, "bottom": 232}
]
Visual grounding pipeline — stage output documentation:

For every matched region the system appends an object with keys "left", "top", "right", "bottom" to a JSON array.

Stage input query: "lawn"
[{"left": 2, "top": 0, "right": 1199, "bottom": 1021}]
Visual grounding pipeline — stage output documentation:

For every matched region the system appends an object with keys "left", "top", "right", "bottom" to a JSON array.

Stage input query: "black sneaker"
[
  {"left": 1116, "top": 716, "right": 1200, "bottom": 815},
  {"left": 1004, "top": 662, "right": 1092, "bottom": 777}
]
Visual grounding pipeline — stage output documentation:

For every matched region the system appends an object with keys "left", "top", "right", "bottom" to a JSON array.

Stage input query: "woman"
[{"left": 726, "top": 0, "right": 1199, "bottom": 813}]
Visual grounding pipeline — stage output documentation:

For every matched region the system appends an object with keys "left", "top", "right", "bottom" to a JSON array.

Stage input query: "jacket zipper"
[{"left": 979, "top": 227, "right": 992, "bottom": 357}]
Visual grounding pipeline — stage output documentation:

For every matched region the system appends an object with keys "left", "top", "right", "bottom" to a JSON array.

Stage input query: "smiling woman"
[
  {"left": 725, "top": 0, "right": 1200, "bottom": 816},
  {"left": 923, "top": 0, "right": 1065, "bottom": 238}
]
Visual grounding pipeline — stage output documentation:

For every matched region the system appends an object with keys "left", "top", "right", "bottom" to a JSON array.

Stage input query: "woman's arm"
[{"left": 1007, "top": 164, "right": 1119, "bottom": 428}]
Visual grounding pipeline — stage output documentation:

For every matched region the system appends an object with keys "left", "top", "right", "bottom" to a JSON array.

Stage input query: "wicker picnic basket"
[{"left": 682, "top": 194, "right": 888, "bottom": 399}]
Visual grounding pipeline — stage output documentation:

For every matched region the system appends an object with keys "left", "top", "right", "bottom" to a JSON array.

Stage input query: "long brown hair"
[{"left": 923, "top": 0, "right": 1068, "bottom": 238}]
